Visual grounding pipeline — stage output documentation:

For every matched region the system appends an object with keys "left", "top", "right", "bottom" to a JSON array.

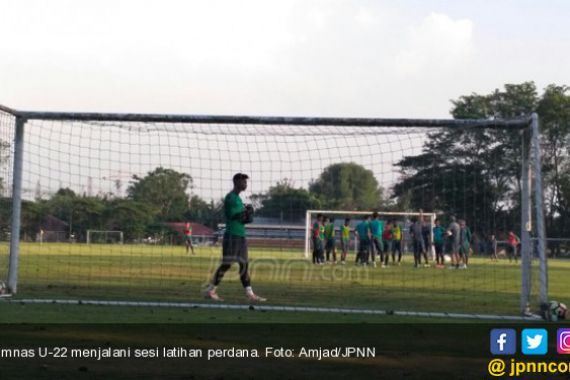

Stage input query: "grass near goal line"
[{"left": 0, "top": 242, "right": 568, "bottom": 321}]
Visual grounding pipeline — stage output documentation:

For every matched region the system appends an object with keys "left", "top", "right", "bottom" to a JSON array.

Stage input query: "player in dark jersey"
[{"left": 355, "top": 215, "right": 372, "bottom": 265}]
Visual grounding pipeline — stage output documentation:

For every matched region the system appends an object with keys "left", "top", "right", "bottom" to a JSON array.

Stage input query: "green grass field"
[
  {"left": 0, "top": 244, "right": 566, "bottom": 380},
  {"left": 0, "top": 242, "right": 568, "bottom": 322}
]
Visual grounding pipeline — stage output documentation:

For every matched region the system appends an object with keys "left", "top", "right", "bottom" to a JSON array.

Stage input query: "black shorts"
[
  {"left": 358, "top": 239, "right": 370, "bottom": 252},
  {"left": 392, "top": 240, "right": 401, "bottom": 251},
  {"left": 312, "top": 237, "right": 323, "bottom": 253},
  {"left": 434, "top": 242, "right": 443, "bottom": 255},
  {"left": 222, "top": 234, "right": 248, "bottom": 264}
]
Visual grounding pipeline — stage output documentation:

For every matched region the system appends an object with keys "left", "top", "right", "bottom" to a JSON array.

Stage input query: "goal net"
[
  {"left": 0, "top": 104, "right": 551, "bottom": 318},
  {"left": 86, "top": 230, "right": 124, "bottom": 245}
]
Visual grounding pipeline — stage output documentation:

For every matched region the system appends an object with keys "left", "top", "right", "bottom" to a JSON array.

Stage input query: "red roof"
[{"left": 164, "top": 222, "right": 214, "bottom": 236}]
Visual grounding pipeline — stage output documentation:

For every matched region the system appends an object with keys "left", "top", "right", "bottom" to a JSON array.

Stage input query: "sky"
[
  {"left": 1, "top": 0, "right": 569, "bottom": 202},
  {"left": 1, "top": 0, "right": 569, "bottom": 118}
]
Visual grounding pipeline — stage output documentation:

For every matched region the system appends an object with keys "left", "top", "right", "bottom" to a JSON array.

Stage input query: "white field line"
[{"left": 5, "top": 298, "right": 544, "bottom": 321}]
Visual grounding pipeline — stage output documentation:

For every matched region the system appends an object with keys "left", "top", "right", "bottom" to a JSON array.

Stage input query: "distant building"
[{"left": 216, "top": 222, "right": 305, "bottom": 249}]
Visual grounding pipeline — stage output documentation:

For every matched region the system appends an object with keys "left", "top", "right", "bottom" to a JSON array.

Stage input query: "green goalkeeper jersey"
[{"left": 224, "top": 191, "right": 245, "bottom": 237}]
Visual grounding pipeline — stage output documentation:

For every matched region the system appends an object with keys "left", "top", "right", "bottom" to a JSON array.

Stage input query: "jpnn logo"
[
  {"left": 522, "top": 329, "right": 548, "bottom": 355},
  {"left": 490, "top": 329, "right": 516, "bottom": 355}
]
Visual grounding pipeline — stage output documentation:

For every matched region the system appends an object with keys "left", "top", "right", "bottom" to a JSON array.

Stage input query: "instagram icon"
[{"left": 558, "top": 329, "right": 570, "bottom": 354}]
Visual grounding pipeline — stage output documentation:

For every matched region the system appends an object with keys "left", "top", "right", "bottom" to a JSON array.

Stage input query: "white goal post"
[
  {"left": 0, "top": 103, "right": 548, "bottom": 317},
  {"left": 86, "top": 230, "right": 124, "bottom": 245},
  {"left": 304, "top": 209, "right": 437, "bottom": 258}
]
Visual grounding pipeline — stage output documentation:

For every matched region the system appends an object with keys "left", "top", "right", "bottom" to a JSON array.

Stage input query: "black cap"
[{"left": 233, "top": 173, "right": 249, "bottom": 182}]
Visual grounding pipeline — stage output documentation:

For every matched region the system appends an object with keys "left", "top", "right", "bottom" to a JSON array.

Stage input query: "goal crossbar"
[
  {"left": 307, "top": 209, "right": 437, "bottom": 217},
  {"left": 1, "top": 104, "right": 530, "bottom": 129}
]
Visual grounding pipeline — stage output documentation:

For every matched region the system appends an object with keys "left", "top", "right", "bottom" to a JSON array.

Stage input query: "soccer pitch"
[{"left": 1, "top": 242, "right": 568, "bottom": 322}]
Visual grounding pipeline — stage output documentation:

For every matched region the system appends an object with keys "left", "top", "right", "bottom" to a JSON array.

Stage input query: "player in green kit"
[
  {"left": 340, "top": 218, "right": 350, "bottom": 264},
  {"left": 369, "top": 212, "right": 384, "bottom": 268},
  {"left": 204, "top": 173, "right": 266, "bottom": 302},
  {"left": 355, "top": 215, "right": 372, "bottom": 265},
  {"left": 433, "top": 219, "right": 446, "bottom": 268},
  {"left": 324, "top": 217, "right": 337, "bottom": 263},
  {"left": 318, "top": 217, "right": 326, "bottom": 263},
  {"left": 391, "top": 220, "right": 403, "bottom": 265}
]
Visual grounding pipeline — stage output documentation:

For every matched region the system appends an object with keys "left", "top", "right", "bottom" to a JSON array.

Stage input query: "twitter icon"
[{"left": 522, "top": 329, "right": 548, "bottom": 355}]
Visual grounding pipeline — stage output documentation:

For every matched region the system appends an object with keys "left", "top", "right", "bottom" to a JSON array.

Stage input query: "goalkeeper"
[{"left": 204, "top": 173, "right": 266, "bottom": 302}]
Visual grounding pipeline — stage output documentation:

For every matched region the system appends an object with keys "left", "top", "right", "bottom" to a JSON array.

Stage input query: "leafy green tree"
[
  {"left": 537, "top": 84, "right": 570, "bottom": 239},
  {"left": 309, "top": 163, "right": 384, "bottom": 210},
  {"left": 47, "top": 188, "right": 77, "bottom": 230},
  {"left": 392, "top": 82, "right": 568, "bottom": 236},
  {"left": 46, "top": 188, "right": 106, "bottom": 240},
  {"left": 127, "top": 167, "right": 191, "bottom": 222},
  {"left": 185, "top": 196, "right": 224, "bottom": 229},
  {"left": 21, "top": 200, "right": 49, "bottom": 240},
  {"left": 451, "top": 82, "right": 539, "bottom": 198},
  {"left": 252, "top": 179, "right": 320, "bottom": 222},
  {"left": 69, "top": 197, "right": 105, "bottom": 234},
  {"left": 101, "top": 198, "right": 154, "bottom": 240},
  {"left": 394, "top": 146, "right": 504, "bottom": 233}
]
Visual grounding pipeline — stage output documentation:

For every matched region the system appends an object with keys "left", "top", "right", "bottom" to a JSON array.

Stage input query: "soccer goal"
[
  {"left": 86, "top": 230, "right": 124, "bottom": 245},
  {"left": 0, "top": 103, "right": 551, "bottom": 318}
]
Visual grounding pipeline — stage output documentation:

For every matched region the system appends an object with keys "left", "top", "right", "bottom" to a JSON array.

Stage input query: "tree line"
[
  {"left": 0, "top": 163, "right": 385, "bottom": 242},
  {"left": 0, "top": 82, "right": 569, "bottom": 241},
  {"left": 394, "top": 82, "right": 570, "bottom": 239}
]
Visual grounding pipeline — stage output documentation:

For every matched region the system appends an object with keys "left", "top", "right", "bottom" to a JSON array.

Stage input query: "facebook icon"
[{"left": 491, "top": 329, "right": 516, "bottom": 355}]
